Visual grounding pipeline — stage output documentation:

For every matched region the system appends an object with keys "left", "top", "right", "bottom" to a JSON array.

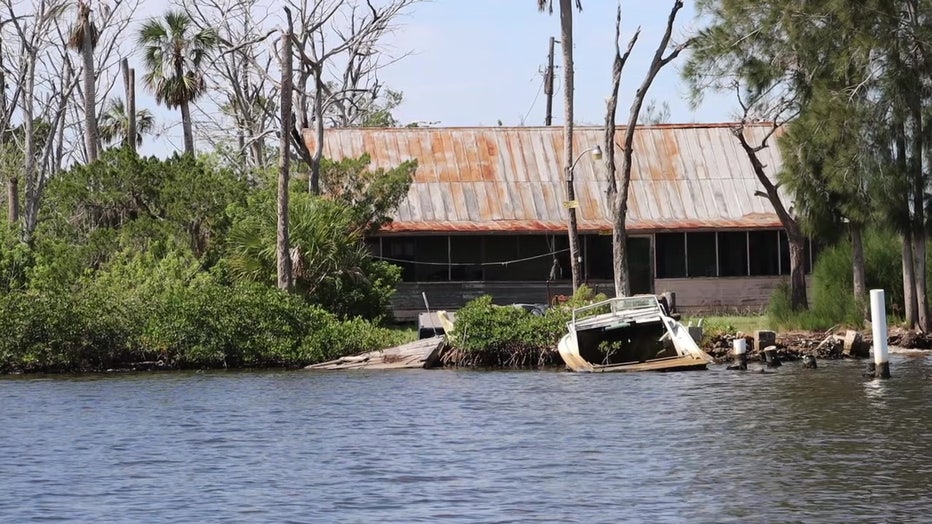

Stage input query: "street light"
[{"left": 564, "top": 144, "right": 603, "bottom": 292}]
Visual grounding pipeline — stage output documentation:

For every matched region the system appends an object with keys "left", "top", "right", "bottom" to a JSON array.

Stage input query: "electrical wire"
[
  {"left": 522, "top": 74, "right": 545, "bottom": 125},
  {"left": 373, "top": 247, "right": 570, "bottom": 267}
]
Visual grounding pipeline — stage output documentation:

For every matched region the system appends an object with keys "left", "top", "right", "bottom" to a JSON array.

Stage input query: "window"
[
  {"left": 450, "top": 236, "right": 482, "bottom": 281},
  {"left": 686, "top": 232, "right": 717, "bottom": 277},
  {"left": 749, "top": 230, "right": 780, "bottom": 276},
  {"left": 414, "top": 237, "right": 448, "bottom": 281},
  {"left": 485, "top": 235, "right": 554, "bottom": 281},
  {"left": 382, "top": 237, "right": 416, "bottom": 281},
  {"left": 586, "top": 234, "right": 613, "bottom": 280},
  {"left": 628, "top": 237, "right": 653, "bottom": 294},
  {"left": 718, "top": 232, "right": 748, "bottom": 277},
  {"left": 655, "top": 233, "right": 686, "bottom": 278},
  {"left": 779, "top": 231, "right": 790, "bottom": 275}
]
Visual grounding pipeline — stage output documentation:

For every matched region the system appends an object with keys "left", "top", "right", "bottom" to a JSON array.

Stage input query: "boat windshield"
[{"left": 612, "top": 296, "right": 659, "bottom": 311}]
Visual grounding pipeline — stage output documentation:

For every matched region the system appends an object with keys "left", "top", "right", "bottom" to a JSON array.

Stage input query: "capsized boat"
[{"left": 557, "top": 295, "right": 714, "bottom": 372}]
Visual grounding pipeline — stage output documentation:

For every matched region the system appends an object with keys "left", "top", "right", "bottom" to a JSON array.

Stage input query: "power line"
[
  {"left": 522, "top": 74, "right": 546, "bottom": 126},
  {"left": 373, "top": 247, "right": 569, "bottom": 267}
]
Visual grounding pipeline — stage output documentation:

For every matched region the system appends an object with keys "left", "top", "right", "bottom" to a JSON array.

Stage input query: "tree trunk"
[
  {"left": 180, "top": 99, "right": 195, "bottom": 155},
  {"left": 309, "top": 69, "right": 324, "bottom": 195},
  {"left": 559, "top": 0, "right": 580, "bottom": 292},
  {"left": 850, "top": 222, "right": 866, "bottom": 305},
  {"left": 21, "top": 41, "right": 36, "bottom": 242},
  {"left": 913, "top": 231, "right": 927, "bottom": 331},
  {"left": 911, "top": 103, "right": 927, "bottom": 331},
  {"left": 602, "top": 7, "right": 638, "bottom": 297},
  {"left": 81, "top": 5, "right": 98, "bottom": 163},
  {"left": 901, "top": 230, "right": 917, "bottom": 328},
  {"left": 122, "top": 59, "right": 136, "bottom": 152},
  {"left": 612, "top": 1, "right": 686, "bottom": 298},
  {"left": 176, "top": 56, "right": 195, "bottom": 155},
  {"left": 788, "top": 236, "right": 807, "bottom": 311},
  {"left": 735, "top": 128, "right": 807, "bottom": 310},
  {"left": 277, "top": 18, "right": 294, "bottom": 292},
  {"left": 7, "top": 177, "right": 18, "bottom": 224}
]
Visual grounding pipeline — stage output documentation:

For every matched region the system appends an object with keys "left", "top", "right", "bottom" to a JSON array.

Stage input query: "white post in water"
[
  {"left": 727, "top": 338, "right": 747, "bottom": 370},
  {"left": 870, "top": 289, "right": 891, "bottom": 379}
]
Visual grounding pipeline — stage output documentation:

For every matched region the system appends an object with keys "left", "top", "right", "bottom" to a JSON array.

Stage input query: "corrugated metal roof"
[{"left": 304, "top": 123, "right": 787, "bottom": 234}]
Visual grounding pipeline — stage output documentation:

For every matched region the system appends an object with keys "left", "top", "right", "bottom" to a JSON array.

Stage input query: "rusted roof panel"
[{"left": 303, "top": 123, "right": 788, "bottom": 234}]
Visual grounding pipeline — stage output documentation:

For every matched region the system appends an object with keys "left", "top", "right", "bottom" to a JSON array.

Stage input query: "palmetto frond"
[
  {"left": 137, "top": 10, "right": 218, "bottom": 110},
  {"left": 67, "top": 1, "right": 99, "bottom": 51},
  {"left": 98, "top": 98, "right": 155, "bottom": 147}
]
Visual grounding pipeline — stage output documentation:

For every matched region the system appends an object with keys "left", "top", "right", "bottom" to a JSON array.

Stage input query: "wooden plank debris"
[{"left": 305, "top": 336, "right": 446, "bottom": 371}]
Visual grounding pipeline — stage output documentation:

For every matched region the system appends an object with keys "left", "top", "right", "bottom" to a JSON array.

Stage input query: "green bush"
[
  {"left": 767, "top": 228, "right": 904, "bottom": 330},
  {"left": 0, "top": 252, "right": 404, "bottom": 372}
]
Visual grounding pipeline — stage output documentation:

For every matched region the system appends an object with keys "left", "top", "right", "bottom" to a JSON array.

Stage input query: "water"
[{"left": 2, "top": 356, "right": 932, "bottom": 523}]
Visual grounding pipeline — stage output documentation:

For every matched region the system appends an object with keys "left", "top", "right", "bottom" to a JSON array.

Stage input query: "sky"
[{"left": 133, "top": 0, "right": 736, "bottom": 157}]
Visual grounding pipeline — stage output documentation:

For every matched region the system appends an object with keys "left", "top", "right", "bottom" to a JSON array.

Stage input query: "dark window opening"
[
  {"left": 382, "top": 237, "right": 416, "bottom": 281},
  {"left": 656, "top": 233, "right": 686, "bottom": 278},
  {"left": 450, "top": 236, "right": 482, "bottom": 281},
  {"left": 485, "top": 235, "right": 555, "bottom": 281},
  {"left": 686, "top": 232, "right": 717, "bottom": 277},
  {"left": 749, "top": 230, "right": 780, "bottom": 276},
  {"left": 718, "top": 232, "right": 749, "bottom": 277},
  {"left": 628, "top": 237, "right": 653, "bottom": 294},
  {"left": 414, "top": 237, "right": 448, "bottom": 281},
  {"left": 586, "top": 235, "right": 613, "bottom": 280},
  {"left": 779, "top": 231, "right": 790, "bottom": 275}
]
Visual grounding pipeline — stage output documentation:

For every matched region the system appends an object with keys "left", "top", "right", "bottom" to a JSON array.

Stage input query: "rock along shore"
[{"left": 702, "top": 326, "right": 932, "bottom": 364}]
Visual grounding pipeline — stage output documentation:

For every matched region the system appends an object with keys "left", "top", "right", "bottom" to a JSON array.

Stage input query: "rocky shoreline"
[{"left": 703, "top": 326, "right": 932, "bottom": 364}]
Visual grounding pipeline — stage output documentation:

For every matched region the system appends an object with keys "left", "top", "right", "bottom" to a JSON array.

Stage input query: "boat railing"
[{"left": 570, "top": 295, "right": 663, "bottom": 327}]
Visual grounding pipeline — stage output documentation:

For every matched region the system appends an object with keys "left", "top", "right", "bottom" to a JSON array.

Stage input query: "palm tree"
[
  {"left": 98, "top": 98, "right": 154, "bottom": 148},
  {"left": 538, "top": 0, "right": 583, "bottom": 291},
  {"left": 137, "top": 10, "right": 217, "bottom": 156},
  {"left": 67, "top": 0, "right": 99, "bottom": 163}
]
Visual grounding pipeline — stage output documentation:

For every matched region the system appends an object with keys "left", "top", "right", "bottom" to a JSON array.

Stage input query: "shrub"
[
  {"left": 445, "top": 295, "right": 571, "bottom": 367},
  {"left": 767, "top": 228, "right": 903, "bottom": 330}
]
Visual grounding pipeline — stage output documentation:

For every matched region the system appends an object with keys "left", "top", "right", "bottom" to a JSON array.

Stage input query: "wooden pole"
[{"left": 544, "top": 36, "right": 555, "bottom": 126}]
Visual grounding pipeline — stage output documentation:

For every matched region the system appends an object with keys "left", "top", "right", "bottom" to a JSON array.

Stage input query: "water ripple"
[{"left": 1, "top": 357, "right": 931, "bottom": 522}]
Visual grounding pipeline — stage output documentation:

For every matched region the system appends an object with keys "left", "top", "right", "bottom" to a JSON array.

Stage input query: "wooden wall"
[{"left": 655, "top": 276, "right": 812, "bottom": 314}]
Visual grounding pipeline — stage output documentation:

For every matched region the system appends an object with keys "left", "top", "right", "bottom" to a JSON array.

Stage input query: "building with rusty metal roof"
[{"left": 305, "top": 123, "right": 811, "bottom": 319}]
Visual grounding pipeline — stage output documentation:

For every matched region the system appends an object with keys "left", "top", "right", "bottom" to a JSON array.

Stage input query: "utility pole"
[{"left": 544, "top": 36, "right": 556, "bottom": 126}]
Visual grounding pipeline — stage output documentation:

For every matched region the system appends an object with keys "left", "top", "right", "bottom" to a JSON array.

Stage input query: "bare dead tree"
[
  {"left": 180, "top": 0, "right": 278, "bottom": 173},
  {"left": 3, "top": 0, "right": 139, "bottom": 240},
  {"left": 291, "top": 0, "right": 421, "bottom": 194},
  {"left": 731, "top": 85, "right": 807, "bottom": 311},
  {"left": 602, "top": 5, "right": 639, "bottom": 270},
  {"left": 605, "top": 0, "right": 690, "bottom": 297}
]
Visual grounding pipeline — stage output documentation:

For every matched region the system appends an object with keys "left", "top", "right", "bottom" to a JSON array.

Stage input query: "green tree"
[
  {"left": 98, "top": 98, "right": 155, "bottom": 148},
  {"left": 225, "top": 155, "right": 414, "bottom": 319},
  {"left": 687, "top": 0, "right": 932, "bottom": 322},
  {"left": 137, "top": 10, "right": 218, "bottom": 156},
  {"left": 40, "top": 149, "right": 247, "bottom": 278}
]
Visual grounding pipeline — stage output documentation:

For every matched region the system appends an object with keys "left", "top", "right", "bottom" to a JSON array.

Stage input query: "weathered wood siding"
[{"left": 655, "top": 276, "right": 812, "bottom": 314}]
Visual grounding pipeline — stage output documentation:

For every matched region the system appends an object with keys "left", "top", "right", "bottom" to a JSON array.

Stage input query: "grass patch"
[{"left": 682, "top": 315, "right": 770, "bottom": 334}]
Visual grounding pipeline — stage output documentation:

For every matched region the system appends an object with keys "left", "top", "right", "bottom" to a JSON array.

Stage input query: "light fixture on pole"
[{"left": 564, "top": 144, "right": 603, "bottom": 292}]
